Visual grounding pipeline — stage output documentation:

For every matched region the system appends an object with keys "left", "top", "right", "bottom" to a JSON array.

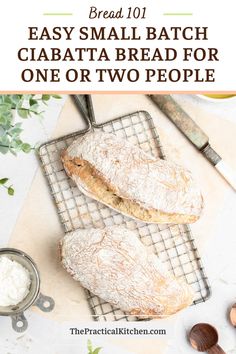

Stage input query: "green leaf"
[
  {"left": 29, "top": 98, "right": 38, "bottom": 106},
  {"left": 17, "top": 108, "right": 29, "bottom": 119},
  {"left": 92, "top": 348, "right": 102, "bottom": 354},
  {"left": 8, "top": 186, "right": 14, "bottom": 196},
  {"left": 87, "top": 339, "right": 93, "bottom": 352},
  {"left": 42, "top": 94, "right": 50, "bottom": 101},
  {"left": 21, "top": 143, "right": 32, "bottom": 153},
  {"left": 1, "top": 134, "right": 10, "bottom": 144},
  {"left": 0, "top": 116, "right": 6, "bottom": 125},
  {"left": 52, "top": 94, "right": 61, "bottom": 99},
  {"left": 87, "top": 340, "right": 102, "bottom": 354},
  {"left": 0, "top": 178, "right": 8, "bottom": 184},
  {"left": 3, "top": 96, "right": 13, "bottom": 105},
  {"left": 14, "top": 122, "right": 22, "bottom": 128},
  {"left": 0, "top": 145, "right": 9, "bottom": 154},
  {"left": 0, "top": 177, "right": 15, "bottom": 198},
  {"left": 0, "top": 126, "right": 5, "bottom": 136},
  {"left": 0, "top": 103, "right": 12, "bottom": 113},
  {"left": 11, "top": 95, "right": 23, "bottom": 107},
  {"left": 0, "top": 110, "right": 13, "bottom": 126},
  {"left": 8, "top": 126, "right": 23, "bottom": 136},
  {"left": 0, "top": 135, "right": 10, "bottom": 153},
  {"left": 10, "top": 139, "right": 22, "bottom": 151},
  {"left": 29, "top": 104, "right": 40, "bottom": 114}
]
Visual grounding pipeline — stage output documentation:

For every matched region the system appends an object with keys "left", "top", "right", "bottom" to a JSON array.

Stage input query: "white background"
[{"left": 0, "top": 0, "right": 235, "bottom": 91}]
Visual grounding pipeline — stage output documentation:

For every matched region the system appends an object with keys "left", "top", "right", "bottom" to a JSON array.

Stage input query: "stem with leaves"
[
  {"left": 0, "top": 94, "right": 61, "bottom": 196},
  {"left": 0, "top": 178, "right": 14, "bottom": 196},
  {"left": 87, "top": 339, "right": 102, "bottom": 354}
]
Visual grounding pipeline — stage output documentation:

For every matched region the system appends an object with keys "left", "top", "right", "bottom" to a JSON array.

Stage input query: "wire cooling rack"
[{"left": 39, "top": 110, "right": 211, "bottom": 321}]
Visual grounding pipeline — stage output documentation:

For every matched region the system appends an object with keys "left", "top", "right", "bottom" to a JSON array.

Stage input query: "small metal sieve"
[{"left": 0, "top": 248, "right": 55, "bottom": 332}]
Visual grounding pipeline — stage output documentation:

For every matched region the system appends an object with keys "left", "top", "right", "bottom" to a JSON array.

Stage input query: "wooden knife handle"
[
  {"left": 149, "top": 94, "right": 209, "bottom": 150},
  {"left": 208, "top": 344, "right": 226, "bottom": 354}
]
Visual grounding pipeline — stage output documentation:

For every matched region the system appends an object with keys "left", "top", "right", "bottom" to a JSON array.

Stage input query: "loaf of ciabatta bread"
[
  {"left": 61, "top": 130, "right": 203, "bottom": 224},
  {"left": 60, "top": 226, "right": 194, "bottom": 317}
]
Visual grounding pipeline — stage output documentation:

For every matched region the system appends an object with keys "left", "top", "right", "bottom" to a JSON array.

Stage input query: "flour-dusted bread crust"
[
  {"left": 60, "top": 226, "right": 194, "bottom": 317},
  {"left": 61, "top": 130, "right": 203, "bottom": 224}
]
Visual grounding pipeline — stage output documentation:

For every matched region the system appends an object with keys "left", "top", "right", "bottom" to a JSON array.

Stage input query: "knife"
[
  {"left": 72, "top": 95, "right": 91, "bottom": 125},
  {"left": 149, "top": 94, "right": 236, "bottom": 191}
]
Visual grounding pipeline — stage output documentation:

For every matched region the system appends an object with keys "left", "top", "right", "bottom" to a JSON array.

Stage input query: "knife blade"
[{"left": 149, "top": 94, "right": 236, "bottom": 191}]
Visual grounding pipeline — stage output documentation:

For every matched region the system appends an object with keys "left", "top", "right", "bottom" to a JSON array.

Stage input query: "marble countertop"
[{"left": 0, "top": 94, "right": 236, "bottom": 354}]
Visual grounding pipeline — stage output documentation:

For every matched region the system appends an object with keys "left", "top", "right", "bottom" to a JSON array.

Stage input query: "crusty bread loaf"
[
  {"left": 61, "top": 130, "right": 203, "bottom": 224},
  {"left": 60, "top": 226, "right": 194, "bottom": 317}
]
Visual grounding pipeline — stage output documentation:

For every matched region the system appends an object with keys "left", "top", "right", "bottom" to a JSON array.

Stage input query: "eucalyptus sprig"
[
  {"left": 0, "top": 94, "right": 60, "bottom": 155},
  {"left": 0, "top": 178, "right": 14, "bottom": 196},
  {"left": 87, "top": 339, "right": 102, "bottom": 354},
  {"left": 0, "top": 94, "right": 61, "bottom": 196}
]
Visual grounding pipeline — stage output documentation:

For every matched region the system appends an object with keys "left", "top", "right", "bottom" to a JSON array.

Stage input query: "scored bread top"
[
  {"left": 63, "top": 130, "right": 203, "bottom": 223},
  {"left": 60, "top": 226, "right": 194, "bottom": 317}
]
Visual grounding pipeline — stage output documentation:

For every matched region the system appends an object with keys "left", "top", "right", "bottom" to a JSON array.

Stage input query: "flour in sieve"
[{"left": 0, "top": 256, "right": 31, "bottom": 306}]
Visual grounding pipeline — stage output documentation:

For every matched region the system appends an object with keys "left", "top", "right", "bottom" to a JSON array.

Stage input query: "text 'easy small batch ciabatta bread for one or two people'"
[
  {"left": 61, "top": 130, "right": 203, "bottom": 224},
  {"left": 60, "top": 226, "right": 194, "bottom": 317}
]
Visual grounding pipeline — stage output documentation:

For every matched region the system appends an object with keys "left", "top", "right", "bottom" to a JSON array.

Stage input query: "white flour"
[
  {"left": 66, "top": 130, "right": 203, "bottom": 217},
  {"left": 0, "top": 256, "right": 31, "bottom": 306}
]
